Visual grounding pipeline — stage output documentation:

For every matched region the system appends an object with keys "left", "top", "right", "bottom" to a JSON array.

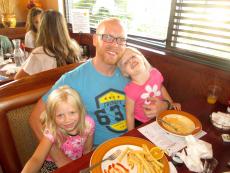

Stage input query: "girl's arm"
[
  {"left": 14, "top": 68, "right": 30, "bottom": 80},
  {"left": 29, "top": 99, "right": 71, "bottom": 167},
  {"left": 126, "top": 97, "right": 135, "bottom": 131},
  {"left": 21, "top": 136, "right": 52, "bottom": 173}
]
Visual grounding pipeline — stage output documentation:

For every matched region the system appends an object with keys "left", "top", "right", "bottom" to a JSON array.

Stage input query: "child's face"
[
  {"left": 33, "top": 14, "right": 42, "bottom": 30},
  {"left": 121, "top": 49, "right": 146, "bottom": 77},
  {"left": 55, "top": 101, "right": 80, "bottom": 135}
]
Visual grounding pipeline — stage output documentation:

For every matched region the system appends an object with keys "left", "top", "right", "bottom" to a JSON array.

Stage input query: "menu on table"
[{"left": 138, "top": 121, "right": 206, "bottom": 156}]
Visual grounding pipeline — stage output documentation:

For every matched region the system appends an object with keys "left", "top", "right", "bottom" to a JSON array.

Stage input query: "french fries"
[{"left": 118, "top": 144, "right": 164, "bottom": 173}]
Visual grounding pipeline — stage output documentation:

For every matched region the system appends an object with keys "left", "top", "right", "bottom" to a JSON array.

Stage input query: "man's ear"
[{"left": 93, "top": 34, "right": 97, "bottom": 47}]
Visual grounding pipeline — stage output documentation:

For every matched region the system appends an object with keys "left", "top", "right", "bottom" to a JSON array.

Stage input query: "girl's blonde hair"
[
  {"left": 36, "top": 10, "right": 81, "bottom": 66},
  {"left": 41, "top": 85, "right": 86, "bottom": 146},
  {"left": 26, "top": 7, "right": 43, "bottom": 33},
  {"left": 118, "top": 47, "right": 152, "bottom": 77}
]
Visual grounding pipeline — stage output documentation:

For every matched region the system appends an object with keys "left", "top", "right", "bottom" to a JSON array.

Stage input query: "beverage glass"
[
  {"left": 202, "top": 158, "right": 218, "bottom": 173},
  {"left": 207, "top": 85, "right": 221, "bottom": 104},
  {"left": 0, "top": 48, "right": 4, "bottom": 63},
  {"left": 12, "top": 39, "right": 25, "bottom": 67}
]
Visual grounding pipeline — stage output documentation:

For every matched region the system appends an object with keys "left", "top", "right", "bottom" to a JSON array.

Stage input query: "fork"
[
  {"left": 79, "top": 149, "right": 121, "bottom": 173},
  {"left": 158, "top": 118, "right": 178, "bottom": 132}
]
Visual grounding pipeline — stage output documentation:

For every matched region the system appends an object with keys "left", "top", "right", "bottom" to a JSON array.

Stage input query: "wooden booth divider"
[{"left": 0, "top": 63, "right": 79, "bottom": 173}]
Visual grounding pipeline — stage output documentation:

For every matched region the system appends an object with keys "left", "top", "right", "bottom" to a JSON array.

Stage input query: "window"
[
  {"left": 64, "top": 0, "right": 230, "bottom": 70},
  {"left": 65, "top": 0, "right": 171, "bottom": 41},
  {"left": 167, "top": 0, "right": 230, "bottom": 62}
]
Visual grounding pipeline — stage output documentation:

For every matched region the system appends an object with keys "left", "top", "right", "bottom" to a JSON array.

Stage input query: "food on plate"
[
  {"left": 103, "top": 162, "right": 129, "bottom": 173},
  {"left": 150, "top": 147, "right": 164, "bottom": 160},
  {"left": 162, "top": 114, "right": 195, "bottom": 134},
  {"left": 117, "top": 144, "right": 164, "bottom": 173}
]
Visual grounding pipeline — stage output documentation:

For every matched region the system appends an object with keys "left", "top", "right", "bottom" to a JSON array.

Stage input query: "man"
[{"left": 29, "top": 17, "right": 168, "bottom": 167}]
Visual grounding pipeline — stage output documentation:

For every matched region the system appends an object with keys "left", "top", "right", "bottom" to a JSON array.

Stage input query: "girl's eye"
[
  {"left": 56, "top": 113, "right": 64, "bottom": 118},
  {"left": 70, "top": 111, "right": 78, "bottom": 115},
  {"left": 124, "top": 61, "right": 129, "bottom": 66}
]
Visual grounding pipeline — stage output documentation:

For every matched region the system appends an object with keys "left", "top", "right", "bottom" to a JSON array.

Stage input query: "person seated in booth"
[
  {"left": 118, "top": 47, "right": 181, "bottom": 131},
  {"left": 29, "top": 17, "right": 169, "bottom": 167},
  {"left": 21, "top": 86, "right": 95, "bottom": 173},
  {"left": 14, "top": 10, "right": 81, "bottom": 80},
  {"left": 0, "top": 35, "right": 13, "bottom": 54},
  {"left": 24, "top": 7, "right": 43, "bottom": 50}
]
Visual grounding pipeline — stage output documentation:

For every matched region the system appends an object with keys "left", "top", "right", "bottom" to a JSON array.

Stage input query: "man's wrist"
[{"left": 162, "top": 99, "right": 173, "bottom": 110}]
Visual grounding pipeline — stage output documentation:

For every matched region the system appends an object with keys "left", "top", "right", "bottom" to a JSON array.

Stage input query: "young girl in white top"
[
  {"left": 21, "top": 86, "right": 95, "bottom": 173},
  {"left": 25, "top": 7, "right": 43, "bottom": 49},
  {"left": 118, "top": 47, "right": 181, "bottom": 131}
]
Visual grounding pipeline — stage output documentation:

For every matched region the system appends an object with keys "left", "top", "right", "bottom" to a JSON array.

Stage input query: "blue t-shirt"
[{"left": 43, "top": 60, "right": 129, "bottom": 145}]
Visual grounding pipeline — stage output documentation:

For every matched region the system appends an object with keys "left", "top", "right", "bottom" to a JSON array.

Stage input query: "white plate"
[
  {"left": 101, "top": 144, "right": 141, "bottom": 172},
  {"left": 157, "top": 110, "right": 202, "bottom": 137}
]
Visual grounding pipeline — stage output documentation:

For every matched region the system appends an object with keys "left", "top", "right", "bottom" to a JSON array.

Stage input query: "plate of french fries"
[
  {"left": 157, "top": 110, "right": 202, "bottom": 136},
  {"left": 90, "top": 136, "right": 169, "bottom": 173}
]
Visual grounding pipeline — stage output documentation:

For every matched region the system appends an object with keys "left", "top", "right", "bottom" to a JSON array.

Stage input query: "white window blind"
[
  {"left": 66, "top": 0, "right": 172, "bottom": 40},
  {"left": 167, "top": 0, "right": 230, "bottom": 60}
]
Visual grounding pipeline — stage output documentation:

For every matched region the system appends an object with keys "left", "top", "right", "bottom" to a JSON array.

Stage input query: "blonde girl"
[
  {"left": 22, "top": 86, "right": 95, "bottom": 173},
  {"left": 15, "top": 10, "right": 81, "bottom": 79},
  {"left": 25, "top": 7, "right": 43, "bottom": 49},
  {"left": 118, "top": 47, "right": 181, "bottom": 130}
]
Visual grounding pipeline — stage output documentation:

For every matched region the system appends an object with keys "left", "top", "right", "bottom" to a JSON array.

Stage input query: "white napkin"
[
  {"left": 176, "top": 135, "right": 213, "bottom": 172},
  {"left": 0, "top": 63, "right": 19, "bottom": 74},
  {"left": 0, "top": 59, "right": 12, "bottom": 66},
  {"left": 211, "top": 111, "right": 230, "bottom": 126}
]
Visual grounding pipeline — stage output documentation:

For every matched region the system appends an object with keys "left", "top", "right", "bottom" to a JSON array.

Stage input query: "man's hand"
[{"left": 143, "top": 97, "right": 168, "bottom": 118}]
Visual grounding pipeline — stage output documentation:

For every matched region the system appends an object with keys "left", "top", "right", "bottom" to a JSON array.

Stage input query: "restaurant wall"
[
  {"left": 14, "top": 0, "right": 28, "bottom": 22},
  {"left": 13, "top": 0, "right": 59, "bottom": 23},
  {"left": 141, "top": 49, "right": 230, "bottom": 105}
]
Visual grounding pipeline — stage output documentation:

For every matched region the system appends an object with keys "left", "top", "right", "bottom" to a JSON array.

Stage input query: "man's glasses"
[{"left": 97, "top": 34, "right": 127, "bottom": 45}]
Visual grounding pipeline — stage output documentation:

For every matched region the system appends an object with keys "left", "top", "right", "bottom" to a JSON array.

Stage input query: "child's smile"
[{"left": 55, "top": 101, "right": 80, "bottom": 135}]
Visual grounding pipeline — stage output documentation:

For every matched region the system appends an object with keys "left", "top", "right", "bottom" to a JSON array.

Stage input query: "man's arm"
[
  {"left": 29, "top": 99, "right": 72, "bottom": 167},
  {"left": 125, "top": 97, "right": 135, "bottom": 131},
  {"left": 29, "top": 99, "right": 45, "bottom": 140},
  {"left": 161, "top": 85, "right": 173, "bottom": 103},
  {"left": 161, "top": 86, "right": 181, "bottom": 110},
  {"left": 143, "top": 97, "right": 168, "bottom": 118}
]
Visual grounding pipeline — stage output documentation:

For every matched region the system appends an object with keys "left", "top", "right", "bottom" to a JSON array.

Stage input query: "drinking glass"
[{"left": 207, "top": 85, "right": 221, "bottom": 104}]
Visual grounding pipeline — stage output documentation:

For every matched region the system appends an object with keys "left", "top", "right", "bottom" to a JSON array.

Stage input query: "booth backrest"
[{"left": 0, "top": 63, "right": 79, "bottom": 173}]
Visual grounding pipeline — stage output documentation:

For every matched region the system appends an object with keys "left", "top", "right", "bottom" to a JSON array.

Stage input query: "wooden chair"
[{"left": 0, "top": 63, "right": 80, "bottom": 173}]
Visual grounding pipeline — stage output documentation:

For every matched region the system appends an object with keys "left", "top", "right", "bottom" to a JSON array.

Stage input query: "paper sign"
[{"left": 71, "top": 9, "right": 90, "bottom": 33}]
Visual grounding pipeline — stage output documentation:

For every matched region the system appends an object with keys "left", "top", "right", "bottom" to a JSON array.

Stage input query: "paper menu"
[
  {"left": 138, "top": 121, "right": 206, "bottom": 156},
  {"left": 71, "top": 9, "right": 90, "bottom": 33}
]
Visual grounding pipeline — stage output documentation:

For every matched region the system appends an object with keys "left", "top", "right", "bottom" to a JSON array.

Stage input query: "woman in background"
[
  {"left": 25, "top": 7, "right": 43, "bottom": 49},
  {"left": 15, "top": 10, "right": 81, "bottom": 79}
]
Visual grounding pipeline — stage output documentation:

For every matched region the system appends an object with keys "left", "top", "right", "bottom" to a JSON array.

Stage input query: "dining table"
[
  {"left": 0, "top": 61, "right": 16, "bottom": 85},
  {"left": 54, "top": 97, "right": 230, "bottom": 173}
]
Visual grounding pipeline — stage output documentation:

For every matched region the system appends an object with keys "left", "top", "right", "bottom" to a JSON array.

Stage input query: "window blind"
[{"left": 167, "top": 0, "right": 230, "bottom": 60}]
